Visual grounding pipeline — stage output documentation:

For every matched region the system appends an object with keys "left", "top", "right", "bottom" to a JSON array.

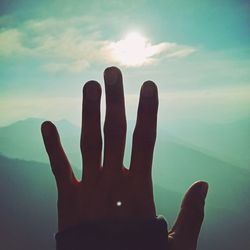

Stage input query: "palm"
[
  {"left": 42, "top": 67, "right": 208, "bottom": 250},
  {"left": 57, "top": 168, "right": 155, "bottom": 227}
]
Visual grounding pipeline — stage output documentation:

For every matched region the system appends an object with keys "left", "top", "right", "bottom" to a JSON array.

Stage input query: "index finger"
[{"left": 129, "top": 81, "right": 158, "bottom": 177}]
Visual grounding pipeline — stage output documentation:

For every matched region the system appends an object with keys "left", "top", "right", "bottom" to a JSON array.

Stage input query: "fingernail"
[
  {"left": 200, "top": 182, "right": 208, "bottom": 200},
  {"left": 141, "top": 81, "right": 156, "bottom": 97},
  {"left": 85, "top": 81, "right": 100, "bottom": 101},
  {"left": 104, "top": 66, "right": 120, "bottom": 85},
  {"left": 41, "top": 121, "right": 54, "bottom": 138}
]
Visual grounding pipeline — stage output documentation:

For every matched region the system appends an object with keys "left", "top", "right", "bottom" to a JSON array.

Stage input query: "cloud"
[
  {"left": 104, "top": 32, "right": 193, "bottom": 67},
  {"left": 42, "top": 60, "right": 90, "bottom": 73},
  {"left": 165, "top": 47, "right": 196, "bottom": 58},
  {"left": 158, "top": 85, "right": 250, "bottom": 122},
  {"left": 0, "top": 29, "right": 27, "bottom": 56},
  {"left": 0, "top": 17, "right": 195, "bottom": 72}
]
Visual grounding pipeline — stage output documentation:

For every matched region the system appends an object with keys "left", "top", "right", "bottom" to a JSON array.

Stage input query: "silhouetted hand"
[{"left": 41, "top": 67, "right": 208, "bottom": 250}]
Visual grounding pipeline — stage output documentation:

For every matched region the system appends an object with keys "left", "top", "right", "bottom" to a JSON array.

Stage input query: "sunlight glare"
[{"left": 110, "top": 32, "right": 154, "bottom": 67}]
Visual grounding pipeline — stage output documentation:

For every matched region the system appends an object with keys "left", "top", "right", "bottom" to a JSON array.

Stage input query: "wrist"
[{"left": 56, "top": 216, "right": 168, "bottom": 250}]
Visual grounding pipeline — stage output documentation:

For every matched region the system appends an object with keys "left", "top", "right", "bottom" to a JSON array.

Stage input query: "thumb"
[{"left": 169, "top": 181, "right": 208, "bottom": 249}]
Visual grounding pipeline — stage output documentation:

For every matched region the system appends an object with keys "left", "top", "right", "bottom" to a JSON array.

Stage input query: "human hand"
[{"left": 41, "top": 67, "right": 208, "bottom": 250}]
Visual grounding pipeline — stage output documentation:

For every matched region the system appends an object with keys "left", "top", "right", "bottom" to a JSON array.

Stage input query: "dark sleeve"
[{"left": 55, "top": 216, "right": 169, "bottom": 250}]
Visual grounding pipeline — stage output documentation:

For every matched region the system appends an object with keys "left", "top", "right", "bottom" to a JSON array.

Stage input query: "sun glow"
[{"left": 109, "top": 32, "right": 156, "bottom": 67}]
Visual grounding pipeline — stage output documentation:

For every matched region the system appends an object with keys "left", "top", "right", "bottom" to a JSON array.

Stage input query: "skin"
[{"left": 41, "top": 66, "right": 208, "bottom": 250}]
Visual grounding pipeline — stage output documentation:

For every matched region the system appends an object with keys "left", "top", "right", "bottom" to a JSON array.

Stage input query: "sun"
[{"left": 109, "top": 32, "right": 153, "bottom": 67}]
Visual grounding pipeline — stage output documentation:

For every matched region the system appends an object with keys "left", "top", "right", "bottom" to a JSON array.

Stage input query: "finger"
[
  {"left": 81, "top": 81, "right": 102, "bottom": 182},
  {"left": 129, "top": 81, "right": 158, "bottom": 177},
  {"left": 41, "top": 121, "right": 76, "bottom": 189},
  {"left": 103, "top": 67, "right": 126, "bottom": 173},
  {"left": 170, "top": 181, "right": 208, "bottom": 248}
]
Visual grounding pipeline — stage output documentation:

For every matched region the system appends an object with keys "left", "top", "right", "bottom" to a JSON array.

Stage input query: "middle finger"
[{"left": 103, "top": 67, "right": 126, "bottom": 173}]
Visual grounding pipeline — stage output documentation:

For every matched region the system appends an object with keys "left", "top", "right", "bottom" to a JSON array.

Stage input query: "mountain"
[
  {"left": 0, "top": 117, "right": 249, "bottom": 215},
  {"left": 2, "top": 116, "right": 249, "bottom": 169},
  {"left": 0, "top": 155, "right": 57, "bottom": 250},
  {"left": 0, "top": 118, "right": 82, "bottom": 167},
  {"left": 0, "top": 118, "right": 250, "bottom": 249},
  {"left": 1, "top": 116, "right": 249, "bottom": 169},
  {"left": 0, "top": 155, "right": 249, "bottom": 250},
  {"left": 164, "top": 117, "right": 250, "bottom": 169},
  {"left": 154, "top": 134, "right": 250, "bottom": 214}
]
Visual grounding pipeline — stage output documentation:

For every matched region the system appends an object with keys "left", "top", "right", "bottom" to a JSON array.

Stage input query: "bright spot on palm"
[
  {"left": 110, "top": 32, "right": 155, "bottom": 67},
  {"left": 116, "top": 201, "right": 122, "bottom": 207}
]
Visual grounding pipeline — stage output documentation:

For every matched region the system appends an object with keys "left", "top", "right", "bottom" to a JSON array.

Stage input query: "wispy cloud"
[
  {"left": 105, "top": 32, "right": 194, "bottom": 67},
  {"left": 158, "top": 85, "right": 250, "bottom": 122},
  {"left": 0, "top": 17, "right": 195, "bottom": 72},
  {"left": 0, "top": 29, "right": 28, "bottom": 56}
]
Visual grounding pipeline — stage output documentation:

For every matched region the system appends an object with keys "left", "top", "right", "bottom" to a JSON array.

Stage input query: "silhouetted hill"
[
  {"left": 1, "top": 118, "right": 249, "bottom": 213},
  {"left": 165, "top": 117, "right": 250, "bottom": 169},
  {"left": 0, "top": 155, "right": 56, "bottom": 250},
  {"left": 0, "top": 118, "right": 250, "bottom": 249},
  {"left": 1, "top": 116, "right": 249, "bottom": 170},
  {"left": 0, "top": 155, "right": 249, "bottom": 250},
  {"left": 0, "top": 118, "right": 82, "bottom": 167},
  {"left": 154, "top": 135, "right": 250, "bottom": 214}
]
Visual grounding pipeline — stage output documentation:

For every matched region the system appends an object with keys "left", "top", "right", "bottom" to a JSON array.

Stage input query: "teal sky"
[{"left": 0, "top": 0, "right": 250, "bottom": 126}]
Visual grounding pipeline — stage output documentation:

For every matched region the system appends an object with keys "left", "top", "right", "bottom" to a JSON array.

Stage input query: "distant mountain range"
[
  {"left": 165, "top": 117, "right": 250, "bottom": 169},
  {"left": 1, "top": 116, "right": 249, "bottom": 169},
  {"left": 0, "top": 118, "right": 249, "bottom": 249},
  {"left": 0, "top": 155, "right": 249, "bottom": 250},
  {"left": 0, "top": 118, "right": 249, "bottom": 211},
  {"left": 0, "top": 118, "right": 82, "bottom": 167}
]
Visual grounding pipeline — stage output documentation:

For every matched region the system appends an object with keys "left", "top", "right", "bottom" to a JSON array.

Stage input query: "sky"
[{"left": 0, "top": 0, "right": 250, "bottom": 126}]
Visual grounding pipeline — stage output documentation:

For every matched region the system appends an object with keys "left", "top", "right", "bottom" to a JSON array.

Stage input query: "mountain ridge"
[{"left": 0, "top": 154, "right": 249, "bottom": 250}]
